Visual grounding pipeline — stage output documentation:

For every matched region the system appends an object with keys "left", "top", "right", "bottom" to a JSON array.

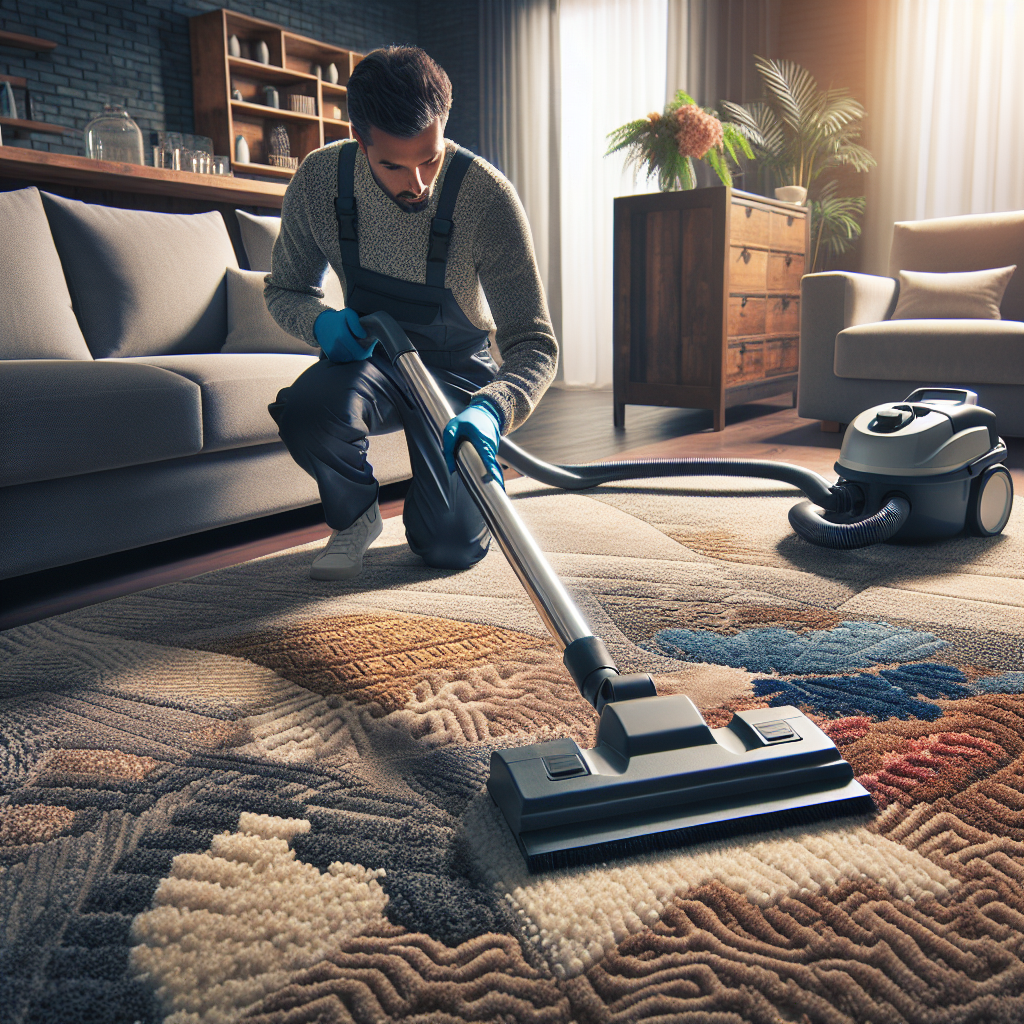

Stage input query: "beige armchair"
[{"left": 798, "top": 210, "right": 1024, "bottom": 436}]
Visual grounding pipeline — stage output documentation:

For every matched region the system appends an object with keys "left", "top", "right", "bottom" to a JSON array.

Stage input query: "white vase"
[
  {"left": 326, "top": 63, "right": 339, "bottom": 84},
  {"left": 234, "top": 135, "right": 250, "bottom": 164},
  {"left": 228, "top": 34, "right": 241, "bottom": 58},
  {"left": 774, "top": 185, "right": 807, "bottom": 205},
  {"left": 255, "top": 40, "right": 270, "bottom": 64}
]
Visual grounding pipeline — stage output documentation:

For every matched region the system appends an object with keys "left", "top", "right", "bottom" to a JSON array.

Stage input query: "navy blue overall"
[{"left": 270, "top": 142, "right": 499, "bottom": 569}]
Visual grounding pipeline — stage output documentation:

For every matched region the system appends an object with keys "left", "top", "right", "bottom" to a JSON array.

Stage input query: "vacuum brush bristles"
[{"left": 361, "top": 311, "right": 875, "bottom": 873}]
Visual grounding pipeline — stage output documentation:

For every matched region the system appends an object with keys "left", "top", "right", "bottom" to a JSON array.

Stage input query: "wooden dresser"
[{"left": 613, "top": 186, "right": 809, "bottom": 430}]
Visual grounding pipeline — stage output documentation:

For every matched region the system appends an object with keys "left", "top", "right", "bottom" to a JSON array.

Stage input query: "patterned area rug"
[{"left": 2, "top": 476, "right": 1022, "bottom": 1024}]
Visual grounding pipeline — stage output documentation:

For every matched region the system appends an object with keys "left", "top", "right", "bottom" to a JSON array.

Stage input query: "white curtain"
[
  {"left": 862, "top": 0, "right": 1024, "bottom": 274},
  {"left": 558, "top": 0, "right": 668, "bottom": 386}
]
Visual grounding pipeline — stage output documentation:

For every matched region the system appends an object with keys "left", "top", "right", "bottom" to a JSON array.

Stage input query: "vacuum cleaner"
[{"left": 361, "top": 312, "right": 1013, "bottom": 872}]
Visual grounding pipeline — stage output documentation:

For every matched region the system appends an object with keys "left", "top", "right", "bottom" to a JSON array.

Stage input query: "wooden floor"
[{"left": 3, "top": 389, "right": 1020, "bottom": 631}]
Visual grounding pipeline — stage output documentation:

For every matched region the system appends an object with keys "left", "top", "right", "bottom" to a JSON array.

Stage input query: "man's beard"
[{"left": 368, "top": 163, "right": 432, "bottom": 213}]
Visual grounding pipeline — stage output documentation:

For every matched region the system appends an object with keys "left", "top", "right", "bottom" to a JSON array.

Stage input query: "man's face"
[{"left": 354, "top": 117, "right": 446, "bottom": 212}]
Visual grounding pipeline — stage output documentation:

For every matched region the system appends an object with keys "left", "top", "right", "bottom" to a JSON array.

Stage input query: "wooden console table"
[{"left": 0, "top": 147, "right": 288, "bottom": 262}]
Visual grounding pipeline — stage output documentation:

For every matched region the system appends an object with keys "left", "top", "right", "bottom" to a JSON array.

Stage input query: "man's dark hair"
[{"left": 347, "top": 46, "right": 452, "bottom": 143}]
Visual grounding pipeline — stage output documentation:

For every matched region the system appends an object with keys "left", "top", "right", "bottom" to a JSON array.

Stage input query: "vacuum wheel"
[{"left": 967, "top": 465, "right": 1014, "bottom": 536}]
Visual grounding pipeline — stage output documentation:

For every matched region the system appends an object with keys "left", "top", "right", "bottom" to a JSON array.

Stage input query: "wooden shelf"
[
  {"left": 0, "top": 146, "right": 288, "bottom": 207},
  {"left": 190, "top": 8, "right": 361, "bottom": 178},
  {"left": 0, "top": 116, "right": 69, "bottom": 135},
  {"left": 0, "top": 29, "right": 57, "bottom": 52},
  {"left": 1, "top": 73, "right": 27, "bottom": 88}
]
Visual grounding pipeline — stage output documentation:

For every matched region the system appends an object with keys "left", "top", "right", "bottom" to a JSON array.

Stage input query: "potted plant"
[
  {"left": 719, "top": 56, "right": 876, "bottom": 272},
  {"left": 606, "top": 90, "right": 756, "bottom": 191}
]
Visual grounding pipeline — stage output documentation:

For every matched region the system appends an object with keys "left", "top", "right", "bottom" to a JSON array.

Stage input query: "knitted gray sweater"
[{"left": 264, "top": 139, "right": 558, "bottom": 432}]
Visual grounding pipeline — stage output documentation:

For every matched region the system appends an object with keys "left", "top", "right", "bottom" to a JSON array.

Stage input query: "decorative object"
[
  {"left": 310, "top": 63, "right": 322, "bottom": 79},
  {"left": 326, "top": 62, "right": 339, "bottom": 84},
  {"left": 721, "top": 57, "right": 876, "bottom": 272},
  {"left": 3, "top": 466, "right": 1022, "bottom": 1021},
  {"left": 0, "top": 80, "right": 17, "bottom": 119},
  {"left": 331, "top": 105, "right": 343, "bottom": 121},
  {"left": 234, "top": 133, "right": 250, "bottom": 164},
  {"left": 254, "top": 39, "right": 270, "bottom": 64},
  {"left": 263, "top": 85, "right": 279, "bottom": 109},
  {"left": 287, "top": 94, "right": 316, "bottom": 115},
  {"left": 606, "top": 90, "right": 755, "bottom": 191},
  {"left": 228, "top": 33, "right": 241, "bottom": 57},
  {"left": 83, "top": 103, "right": 144, "bottom": 165},
  {"left": 212, "top": 155, "right": 231, "bottom": 175},
  {"left": 774, "top": 185, "right": 807, "bottom": 205},
  {"left": 231, "top": 87, "right": 243, "bottom": 101},
  {"left": 267, "top": 123, "right": 295, "bottom": 168}
]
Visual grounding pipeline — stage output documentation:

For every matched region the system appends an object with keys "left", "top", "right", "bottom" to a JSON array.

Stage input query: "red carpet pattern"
[{"left": 1, "top": 481, "right": 1021, "bottom": 1022}]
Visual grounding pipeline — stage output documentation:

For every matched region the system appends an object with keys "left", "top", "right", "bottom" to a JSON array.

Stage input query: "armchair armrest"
[{"left": 798, "top": 272, "right": 899, "bottom": 422}]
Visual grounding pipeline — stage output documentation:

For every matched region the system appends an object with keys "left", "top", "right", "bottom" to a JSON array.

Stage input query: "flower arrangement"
[{"left": 606, "top": 90, "right": 755, "bottom": 191}]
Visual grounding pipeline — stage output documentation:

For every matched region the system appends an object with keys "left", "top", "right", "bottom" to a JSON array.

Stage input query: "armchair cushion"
[
  {"left": 891, "top": 266, "right": 1016, "bottom": 321},
  {"left": 0, "top": 187, "right": 93, "bottom": 360},
  {"left": 835, "top": 319, "right": 1024, "bottom": 386},
  {"left": 40, "top": 192, "right": 238, "bottom": 358}
]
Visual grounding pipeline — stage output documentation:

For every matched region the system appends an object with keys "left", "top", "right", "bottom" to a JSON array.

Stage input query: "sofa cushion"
[
  {"left": 113, "top": 352, "right": 317, "bottom": 452},
  {"left": 235, "top": 208, "right": 345, "bottom": 304},
  {"left": 834, "top": 319, "right": 1024, "bottom": 386},
  {"left": 891, "top": 266, "right": 1016, "bottom": 320},
  {"left": 889, "top": 209, "right": 1024, "bottom": 321},
  {"left": 40, "top": 192, "right": 239, "bottom": 358},
  {"left": 0, "top": 187, "right": 93, "bottom": 360},
  {"left": 0, "top": 359, "right": 203, "bottom": 487},
  {"left": 222, "top": 268, "right": 317, "bottom": 354}
]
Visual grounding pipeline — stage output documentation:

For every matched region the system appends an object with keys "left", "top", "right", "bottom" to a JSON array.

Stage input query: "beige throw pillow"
[
  {"left": 891, "top": 265, "right": 1016, "bottom": 321},
  {"left": 222, "top": 268, "right": 318, "bottom": 354}
]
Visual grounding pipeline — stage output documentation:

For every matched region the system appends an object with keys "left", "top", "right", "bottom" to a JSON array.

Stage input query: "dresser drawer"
[
  {"left": 770, "top": 209, "right": 807, "bottom": 250},
  {"left": 726, "top": 339, "right": 764, "bottom": 383},
  {"left": 727, "top": 295, "right": 766, "bottom": 337},
  {"left": 768, "top": 251, "right": 804, "bottom": 292},
  {"left": 766, "top": 295, "right": 799, "bottom": 334},
  {"left": 765, "top": 337, "right": 799, "bottom": 376},
  {"left": 730, "top": 203, "right": 771, "bottom": 247},
  {"left": 730, "top": 245, "right": 768, "bottom": 292}
]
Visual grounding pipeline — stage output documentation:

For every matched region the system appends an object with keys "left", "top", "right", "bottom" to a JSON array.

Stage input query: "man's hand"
[
  {"left": 442, "top": 399, "right": 504, "bottom": 487},
  {"left": 314, "top": 307, "right": 377, "bottom": 362}
]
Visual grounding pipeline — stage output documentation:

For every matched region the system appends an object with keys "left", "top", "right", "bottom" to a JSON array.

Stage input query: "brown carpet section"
[
  {"left": 241, "top": 926, "right": 572, "bottom": 1023},
  {"left": 568, "top": 879, "right": 1024, "bottom": 1024},
  {"left": 602, "top": 598, "right": 848, "bottom": 646},
  {"left": 213, "top": 613, "right": 557, "bottom": 713},
  {"left": 37, "top": 748, "right": 161, "bottom": 781},
  {"left": 0, "top": 804, "right": 75, "bottom": 847}
]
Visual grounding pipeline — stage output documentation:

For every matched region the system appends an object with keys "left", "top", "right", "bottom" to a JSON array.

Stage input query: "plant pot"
[{"left": 774, "top": 185, "right": 807, "bottom": 205}]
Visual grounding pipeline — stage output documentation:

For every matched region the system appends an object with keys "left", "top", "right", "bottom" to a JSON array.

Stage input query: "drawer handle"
[
  {"left": 745, "top": 206, "right": 753, "bottom": 218},
  {"left": 785, "top": 254, "right": 792, "bottom": 266},
  {"left": 787, "top": 215, "right": 795, "bottom": 226},
  {"left": 740, "top": 343, "right": 746, "bottom": 354},
  {"left": 741, "top": 248, "right": 751, "bottom": 264},
  {"left": 741, "top": 296, "right": 748, "bottom": 308},
  {"left": 781, "top": 296, "right": 790, "bottom": 310}
]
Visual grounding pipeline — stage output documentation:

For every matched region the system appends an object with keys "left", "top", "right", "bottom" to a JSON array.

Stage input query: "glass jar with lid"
[{"left": 83, "top": 104, "right": 144, "bottom": 165}]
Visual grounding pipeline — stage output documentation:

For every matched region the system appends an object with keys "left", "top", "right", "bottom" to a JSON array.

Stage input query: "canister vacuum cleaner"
[{"left": 361, "top": 312, "right": 1014, "bottom": 871}]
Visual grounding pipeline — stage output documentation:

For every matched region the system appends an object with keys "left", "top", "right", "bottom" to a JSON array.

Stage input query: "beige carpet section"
[
  {"left": 130, "top": 815, "right": 389, "bottom": 1024},
  {"left": 461, "top": 793, "right": 958, "bottom": 981}
]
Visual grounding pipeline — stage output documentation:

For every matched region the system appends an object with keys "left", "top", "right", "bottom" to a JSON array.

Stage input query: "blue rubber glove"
[
  {"left": 443, "top": 398, "right": 504, "bottom": 487},
  {"left": 314, "top": 307, "right": 377, "bottom": 363}
]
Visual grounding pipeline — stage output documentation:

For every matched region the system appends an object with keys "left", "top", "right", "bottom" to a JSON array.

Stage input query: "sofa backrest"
[
  {"left": 0, "top": 187, "right": 94, "bottom": 360},
  {"left": 40, "top": 191, "right": 239, "bottom": 358},
  {"left": 888, "top": 209, "right": 1024, "bottom": 321}
]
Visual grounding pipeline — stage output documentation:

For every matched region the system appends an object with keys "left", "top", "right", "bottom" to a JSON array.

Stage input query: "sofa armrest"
[{"left": 798, "top": 272, "right": 899, "bottom": 422}]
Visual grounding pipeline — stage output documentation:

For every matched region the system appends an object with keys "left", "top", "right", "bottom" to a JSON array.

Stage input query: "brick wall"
[{"left": 0, "top": 0, "right": 420, "bottom": 156}]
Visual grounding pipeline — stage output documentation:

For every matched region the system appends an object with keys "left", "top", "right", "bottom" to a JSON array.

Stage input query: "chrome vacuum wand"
[{"left": 360, "top": 311, "right": 657, "bottom": 712}]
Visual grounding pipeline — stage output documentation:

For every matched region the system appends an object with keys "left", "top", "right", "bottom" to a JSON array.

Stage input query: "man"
[{"left": 266, "top": 45, "right": 557, "bottom": 579}]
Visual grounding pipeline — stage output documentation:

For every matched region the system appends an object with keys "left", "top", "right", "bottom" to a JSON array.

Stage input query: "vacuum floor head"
[{"left": 488, "top": 695, "right": 874, "bottom": 872}]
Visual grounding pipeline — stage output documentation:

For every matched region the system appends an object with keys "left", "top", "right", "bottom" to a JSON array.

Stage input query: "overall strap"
[
  {"left": 334, "top": 140, "right": 360, "bottom": 268},
  {"left": 425, "top": 146, "right": 475, "bottom": 288}
]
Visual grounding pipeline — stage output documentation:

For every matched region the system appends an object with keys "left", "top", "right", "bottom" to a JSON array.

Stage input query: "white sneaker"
[{"left": 309, "top": 500, "right": 383, "bottom": 580}]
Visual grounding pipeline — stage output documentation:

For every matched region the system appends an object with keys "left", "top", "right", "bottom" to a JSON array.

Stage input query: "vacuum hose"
[{"left": 497, "top": 438, "right": 909, "bottom": 550}]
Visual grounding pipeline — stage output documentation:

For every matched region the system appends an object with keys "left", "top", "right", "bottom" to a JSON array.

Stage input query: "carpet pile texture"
[{"left": 2, "top": 476, "right": 1022, "bottom": 1023}]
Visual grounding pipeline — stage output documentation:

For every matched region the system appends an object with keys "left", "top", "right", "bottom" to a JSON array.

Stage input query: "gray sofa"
[
  {"left": 798, "top": 209, "right": 1024, "bottom": 436},
  {"left": 0, "top": 186, "right": 410, "bottom": 581}
]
